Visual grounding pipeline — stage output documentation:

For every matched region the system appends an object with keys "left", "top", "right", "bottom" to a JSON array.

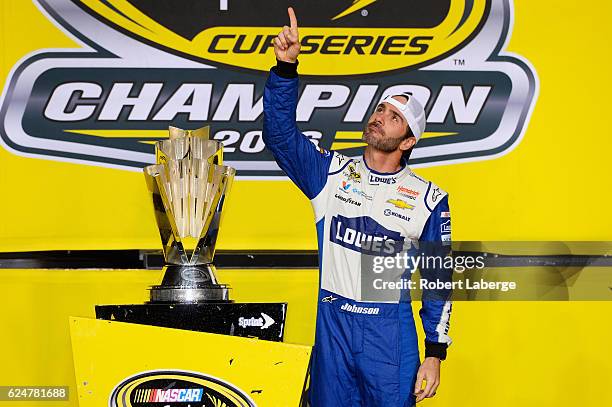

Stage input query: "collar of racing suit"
[{"left": 360, "top": 155, "right": 412, "bottom": 183}]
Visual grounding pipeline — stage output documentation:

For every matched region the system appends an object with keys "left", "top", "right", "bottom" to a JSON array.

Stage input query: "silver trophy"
[{"left": 143, "top": 126, "right": 235, "bottom": 303}]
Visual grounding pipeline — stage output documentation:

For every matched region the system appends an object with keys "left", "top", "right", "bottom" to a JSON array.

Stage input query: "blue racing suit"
[{"left": 263, "top": 62, "right": 452, "bottom": 407}]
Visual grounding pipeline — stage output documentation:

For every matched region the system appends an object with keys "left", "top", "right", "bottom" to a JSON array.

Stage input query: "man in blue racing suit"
[{"left": 263, "top": 8, "right": 453, "bottom": 406}]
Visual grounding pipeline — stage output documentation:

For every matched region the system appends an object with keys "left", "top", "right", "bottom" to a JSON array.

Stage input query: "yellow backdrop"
[
  {"left": 0, "top": 268, "right": 610, "bottom": 407},
  {"left": 0, "top": 2, "right": 611, "bottom": 407},
  {"left": 0, "top": 1, "right": 610, "bottom": 251}
]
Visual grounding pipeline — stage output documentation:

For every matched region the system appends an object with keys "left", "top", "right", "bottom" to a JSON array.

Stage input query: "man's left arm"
[{"left": 414, "top": 190, "right": 453, "bottom": 402}]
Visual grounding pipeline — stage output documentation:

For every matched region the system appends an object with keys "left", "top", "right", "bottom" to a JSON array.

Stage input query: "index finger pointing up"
[{"left": 288, "top": 7, "right": 298, "bottom": 31}]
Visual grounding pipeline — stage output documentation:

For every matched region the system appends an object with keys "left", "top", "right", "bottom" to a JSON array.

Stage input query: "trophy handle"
[
  {"left": 190, "top": 165, "right": 235, "bottom": 265},
  {"left": 144, "top": 165, "right": 189, "bottom": 265}
]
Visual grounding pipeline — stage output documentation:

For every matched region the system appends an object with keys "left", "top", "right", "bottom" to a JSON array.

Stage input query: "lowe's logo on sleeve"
[
  {"left": 330, "top": 215, "right": 404, "bottom": 255},
  {"left": 441, "top": 220, "right": 451, "bottom": 233}
]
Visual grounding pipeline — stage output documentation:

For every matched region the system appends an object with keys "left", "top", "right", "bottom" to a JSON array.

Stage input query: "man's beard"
[{"left": 362, "top": 122, "right": 404, "bottom": 153}]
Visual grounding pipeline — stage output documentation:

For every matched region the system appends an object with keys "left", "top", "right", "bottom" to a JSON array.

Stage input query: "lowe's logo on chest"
[
  {"left": 369, "top": 174, "right": 397, "bottom": 185},
  {"left": 330, "top": 215, "right": 404, "bottom": 255}
]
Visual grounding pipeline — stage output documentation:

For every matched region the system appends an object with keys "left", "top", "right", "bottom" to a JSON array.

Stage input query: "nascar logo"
[
  {"left": 132, "top": 388, "right": 203, "bottom": 403},
  {"left": 109, "top": 370, "right": 254, "bottom": 407},
  {"left": 0, "top": 0, "right": 537, "bottom": 176}
]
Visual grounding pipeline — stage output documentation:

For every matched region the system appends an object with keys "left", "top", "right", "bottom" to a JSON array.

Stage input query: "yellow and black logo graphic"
[
  {"left": 75, "top": 0, "right": 488, "bottom": 75},
  {"left": 110, "top": 370, "right": 255, "bottom": 407},
  {"left": 0, "top": 0, "right": 538, "bottom": 177}
]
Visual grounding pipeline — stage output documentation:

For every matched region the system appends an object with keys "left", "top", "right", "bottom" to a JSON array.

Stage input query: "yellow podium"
[{"left": 69, "top": 317, "right": 311, "bottom": 407}]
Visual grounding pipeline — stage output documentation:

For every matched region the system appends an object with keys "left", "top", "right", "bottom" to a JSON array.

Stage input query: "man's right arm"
[
  {"left": 263, "top": 61, "right": 332, "bottom": 199},
  {"left": 262, "top": 8, "right": 332, "bottom": 199}
]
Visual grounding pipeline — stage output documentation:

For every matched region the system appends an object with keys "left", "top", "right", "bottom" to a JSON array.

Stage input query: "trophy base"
[
  {"left": 95, "top": 302, "right": 287, "bottom": 341},
  {"left": 148, "top": 285, "right": 230, "bottom": 303},
  {"left": 149, "top": 264, "right": 231, "bottom": 303}
]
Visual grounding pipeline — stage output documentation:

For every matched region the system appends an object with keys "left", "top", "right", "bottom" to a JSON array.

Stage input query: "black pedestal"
[{"left": 95, "top": 302, "right": 287, "bottom": 341}]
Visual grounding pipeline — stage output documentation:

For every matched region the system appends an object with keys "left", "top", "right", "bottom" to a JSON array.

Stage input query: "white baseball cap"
[{"left": 381, "top": 92, "right": 426, "bottom": 142}]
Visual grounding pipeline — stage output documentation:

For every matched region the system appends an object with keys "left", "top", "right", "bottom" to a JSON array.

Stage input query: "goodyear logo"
[
  {"left": 110, "top": 370, "right": 254, "bottom": 407},
  {"left": 0, "top": 0, "right": 537, "bottom": 176}
]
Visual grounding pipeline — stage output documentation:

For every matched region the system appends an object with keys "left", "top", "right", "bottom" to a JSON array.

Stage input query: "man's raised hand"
[{"left": 273, "top": 7, "right": 300, "bottom": 63}]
